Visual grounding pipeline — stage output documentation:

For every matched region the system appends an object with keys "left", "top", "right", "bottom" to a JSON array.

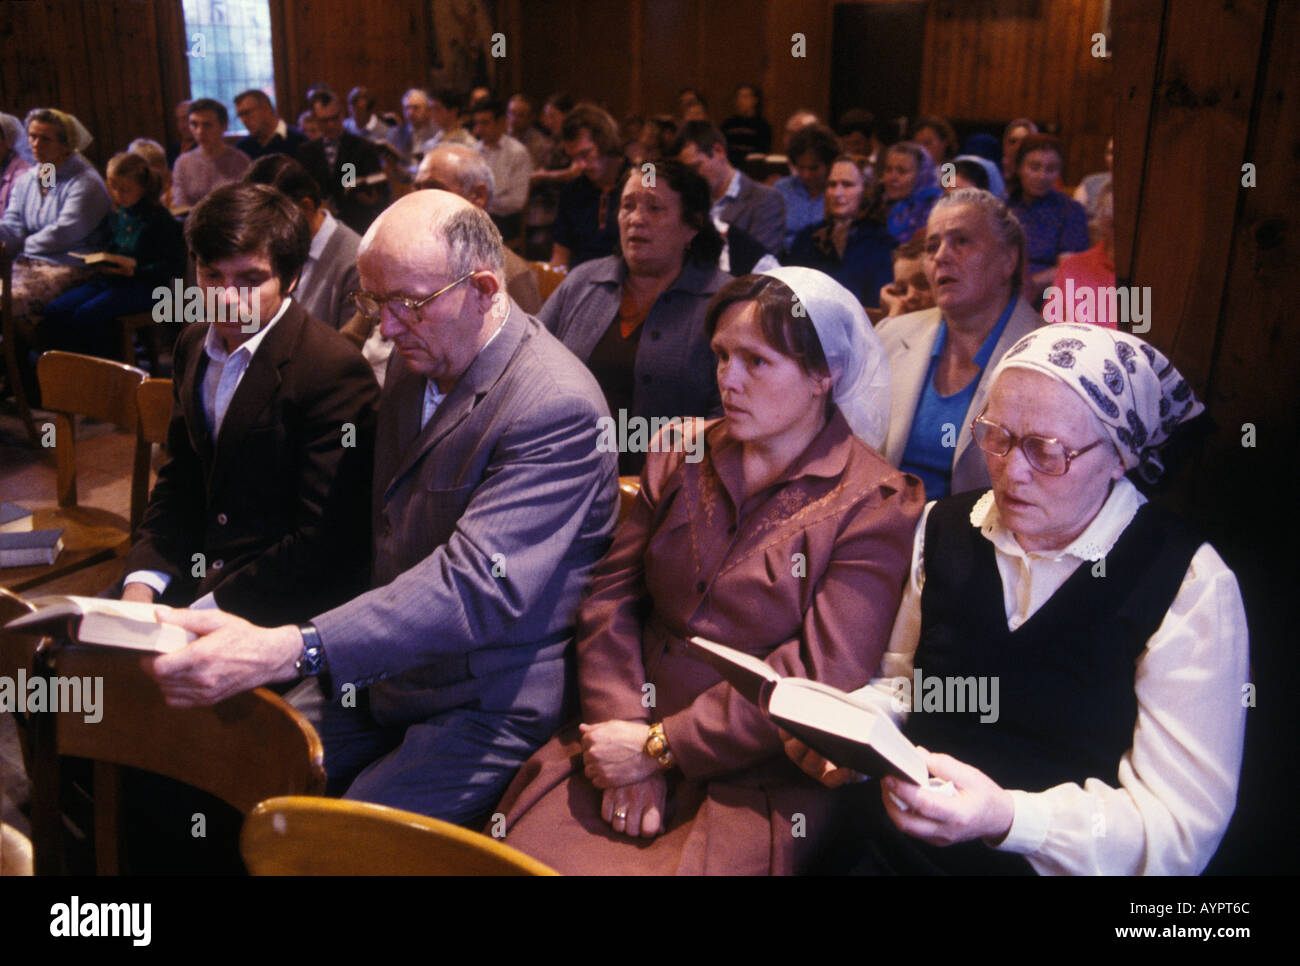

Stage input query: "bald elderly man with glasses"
[{"left": 149, "top": 189, "right": 619, "bottom": 826}]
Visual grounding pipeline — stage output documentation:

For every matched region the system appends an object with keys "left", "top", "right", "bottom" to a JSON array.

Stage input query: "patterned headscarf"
[
  {"left": 989, "top": 323, "right": 1205, "bottom": 482},
  {"left": 760, "top": 266, "right": 892, "bottom": 449},
  {"left": 885, "top": 141, "right": 943, "bottom": 243}
]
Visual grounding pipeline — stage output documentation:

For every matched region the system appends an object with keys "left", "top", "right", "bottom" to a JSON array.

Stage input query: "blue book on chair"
[{"left": 0, "top": 529, "right": 64, "bottom": 567}]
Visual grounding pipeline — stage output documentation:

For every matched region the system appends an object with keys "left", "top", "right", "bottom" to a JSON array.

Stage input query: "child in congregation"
[{"left": 42, "top": 151, "right": 185, "bottom": 360}]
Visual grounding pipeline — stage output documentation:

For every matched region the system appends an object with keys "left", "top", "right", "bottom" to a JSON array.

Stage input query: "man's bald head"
[
  {"left": 358, "top": 189, "right": 508, "bottom": 389},
  {"left": 415, "top": 144, "right": 495, "bottom": 210},
  {"left": 360, "top": 188, "right": 505, "bottom": 279}
]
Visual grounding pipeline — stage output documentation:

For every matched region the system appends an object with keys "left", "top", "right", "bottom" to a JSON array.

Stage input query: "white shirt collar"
[
  {"left": 273, "top": 118, "right": 288, "bottom": 140},
  {"left": 722, "top": 168, "right": 742, "bottom": 200},
  {"left": 202, "top": 296, "right": 293, "bottom": 363},
  {"left": 970, "top": 476, "right": 1145, "bottom": 563},
  {"left": 421, "top": 300, "right": 512, "bottom": 426},
  {"left": 308, "top": 209, "right": 338, "bottom": 262}
]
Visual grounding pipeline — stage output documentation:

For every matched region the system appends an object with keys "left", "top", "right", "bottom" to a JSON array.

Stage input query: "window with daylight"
[{"left": 181, "top": 0, "right": 276, "bottom": 135}]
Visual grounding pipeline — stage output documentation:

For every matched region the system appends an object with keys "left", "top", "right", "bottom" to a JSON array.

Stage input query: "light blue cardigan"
[{"left": 0, "top": 153, "right": 111, "bottom": 265}]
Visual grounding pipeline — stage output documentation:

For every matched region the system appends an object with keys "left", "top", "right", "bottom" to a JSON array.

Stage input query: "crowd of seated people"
[{"left": 0, "top": 77, "right": 1246, "bottom": 880}]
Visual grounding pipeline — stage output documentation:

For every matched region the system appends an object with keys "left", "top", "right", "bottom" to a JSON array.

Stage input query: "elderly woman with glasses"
[{"left": 787, "top": 325, "right": 1248, "bottom": 875}]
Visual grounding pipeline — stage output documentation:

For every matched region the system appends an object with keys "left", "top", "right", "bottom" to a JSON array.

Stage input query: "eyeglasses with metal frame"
[{"left": 349, "top": 271, "right": 476, "bottom": 325}]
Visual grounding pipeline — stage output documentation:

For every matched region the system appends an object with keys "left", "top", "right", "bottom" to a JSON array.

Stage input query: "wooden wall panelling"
[
  {"left": 1109, "top": 0, "right": 1164, "bottom": 283},
  {"left": 1198, "top": 0, "right": 1300, "bottom": 544},
  {"left": 919, "top": 0, "right": 1112, "bottom": 183},
  {"left": 153, "top": 0, "right": 190, "bottom": 150},
  {"left": 276, "top": 0, "right": 430, "bottom": 124},
  {"left": 640, "top": 0, "right": 697, "bottom": 121},
  {"left": 1126, "top": 0, "right": 1267, "bottom": 386},
  {"left": 517, "top": 0, "right": 581, "bottom": 108},
  {"left": 766, "top": 0, "right": 830, "bottom": 136},
  {"left": 0, "top": 1, "right": 171, "bottom": 171}
]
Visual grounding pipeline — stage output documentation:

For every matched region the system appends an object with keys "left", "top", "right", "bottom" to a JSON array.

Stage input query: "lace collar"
[{"left": 968, "top": 477, "right": 1145, "bottom": 562}]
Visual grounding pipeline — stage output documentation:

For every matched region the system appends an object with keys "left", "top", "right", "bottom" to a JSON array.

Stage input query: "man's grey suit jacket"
[
  {"left": 311, "top": 301, "right": 620, "bottom": 726},
  {"left": 296, "top": 217, "right": 361, "bottom": 331},
  {"left": 716, "top": 171, "right": 786, "bottom": 255}
]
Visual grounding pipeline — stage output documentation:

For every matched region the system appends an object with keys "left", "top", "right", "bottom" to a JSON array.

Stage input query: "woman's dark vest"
[{"left": 905, "top": 489, "right": 1203, "bottom": 793}]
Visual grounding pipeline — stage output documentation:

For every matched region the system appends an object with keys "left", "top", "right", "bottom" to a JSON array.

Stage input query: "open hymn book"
[
  {"left": 687, "top": 636, "right": 929, "bottom": 785},
  {"left": 4, "top": 596, "right": 194, "bottom": 653}
]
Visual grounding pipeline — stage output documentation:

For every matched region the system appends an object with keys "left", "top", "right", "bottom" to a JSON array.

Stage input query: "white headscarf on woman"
[
  {"left": 24, "top": 108, "right": 93, "bottom": 153},
  {"left": 953, "top": 153, "right": 1006, "bottom": 199},
  {"left": 760, "top": 266, "right": 891, "bottom": 449},
  {"left": 989, "top": 323, "right": 1205, "bottom": 482}
]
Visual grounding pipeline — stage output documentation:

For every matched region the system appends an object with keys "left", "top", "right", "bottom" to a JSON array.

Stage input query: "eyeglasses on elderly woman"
[{"left": 970, "top": 409, "right": 1107, "bottom": 476}]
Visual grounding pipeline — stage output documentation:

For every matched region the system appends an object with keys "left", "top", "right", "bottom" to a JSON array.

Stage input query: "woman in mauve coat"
[{"left": 493, "top": 267, "right": 923, "bottom": 874}]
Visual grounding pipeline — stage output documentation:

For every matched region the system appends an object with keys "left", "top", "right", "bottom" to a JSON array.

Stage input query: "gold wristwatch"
[{"left": 644, "top": 722, "right": 675, "bottom": 770}]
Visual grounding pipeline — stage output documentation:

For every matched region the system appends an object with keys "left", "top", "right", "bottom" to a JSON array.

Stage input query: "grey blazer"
[
  {"left": 716, "top": 171, "right": 787, "bottom": 255},
  {"left": 295, "top": 216, "right": 361, "bottom": 331},
  {"left": 876, "top": 298, "right": 1043, "bottom": 495},
  {"left": 539, "top": 255, "right": 730, "bottom": 421},
  {"left": 311, "top": 302, "right": 619, "bottom": 725}
]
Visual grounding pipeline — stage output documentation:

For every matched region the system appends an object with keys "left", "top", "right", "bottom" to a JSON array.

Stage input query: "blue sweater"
[{"left": 0, "top": 153, "right": 111, "bottom": 265}]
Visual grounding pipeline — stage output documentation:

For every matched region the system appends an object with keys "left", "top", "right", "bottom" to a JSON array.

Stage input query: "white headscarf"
[
  {"left": 24, "top": 108, "right": 94, "bottom": 153},
  {"left": 760, "top": 266, "right": 891, "bottom": 449},
  {"left": 989, "top": 324, "right": 1205, "bottom": 482},
  {"left": 953, "top": 153, "right": 1006, "bottom": 199}
]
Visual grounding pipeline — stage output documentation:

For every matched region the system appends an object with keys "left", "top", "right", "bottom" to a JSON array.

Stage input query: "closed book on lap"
[
  {"left": 0, "top": 529, "right": 63, "bottom": 567},
  {"left": 4, "top": 594, "right": 193, "bottom": 653},
  {"left": 687, "top": 636, "right": 928, "bottom": 784},
  {"left": 71, "top": 251, "right": 137, "bottom": 270}
]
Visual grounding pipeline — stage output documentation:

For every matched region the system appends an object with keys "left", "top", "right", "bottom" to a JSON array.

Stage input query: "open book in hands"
[
  {"left": 686, "top": 636, "right": 931, "bottom": 785},
  {"left": 4, "top": 595, "right": 194, "bottom": 653}
]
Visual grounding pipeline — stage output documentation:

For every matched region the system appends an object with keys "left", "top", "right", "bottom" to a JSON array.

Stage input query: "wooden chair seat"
[
  {"left": 241, "top": 796, "right": 557, "bottom": 876},
  {"left": 531, "top": 260, "right": 568, "bottom": 303},
  {"left": 0, "top": 589, "right": 41, "bottom": 773},
  {"left": 0, "top": 505, "right": 131, "bottom": 595}
]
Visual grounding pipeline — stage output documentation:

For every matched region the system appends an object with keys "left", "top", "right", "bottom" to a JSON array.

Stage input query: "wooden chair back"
[
  {"left": 131, "top": 378, "right": 174, "bottom": 532},
  {"left": 0, "top": 822, "right": 33, "bottom": 876},
  {"left": 0, "top": 590, "right": 61, "bottom": 873},
  {"left": 0, "top": 590, "right": 41, "bottom": 771},
  {"left": 241, "top": 796, "right": 558, "bottom": 876},
  {"left": 618, "top": 476, "right": 640, "bottom": 523},
  {"left": 0, "top": 247, "right": 39, "bottom": 444},
  {"left": 36, "top": 351, "right": 147, "bottom": 509},
  {"left": 30, "top": 643, "right": 325, "bottom": 874},
  {"left": 531, "top": 261, "right": 568, "bottom": 304}
]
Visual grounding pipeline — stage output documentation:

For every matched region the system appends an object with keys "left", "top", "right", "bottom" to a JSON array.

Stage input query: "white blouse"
[{"left": 862, "top": 478, "right": 1250, "bottom": 875}]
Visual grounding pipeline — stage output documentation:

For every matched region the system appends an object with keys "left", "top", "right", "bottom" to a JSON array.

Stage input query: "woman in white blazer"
[{"left": 875, "top": 188, "right": 1043, "bottom": 499}]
